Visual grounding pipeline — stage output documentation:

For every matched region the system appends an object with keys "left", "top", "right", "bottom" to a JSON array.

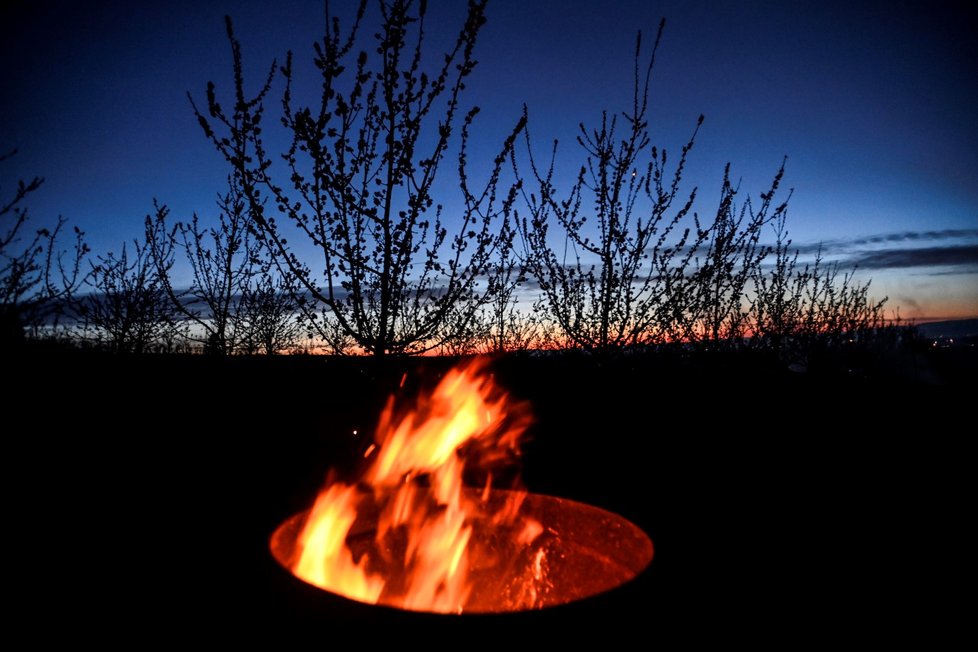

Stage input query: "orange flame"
[{"left": 287, "top": 358, "right": 537, "bottom": 613}]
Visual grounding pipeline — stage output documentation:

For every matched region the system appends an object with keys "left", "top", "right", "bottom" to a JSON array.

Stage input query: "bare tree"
[
  {"left": 516, "top": 23, "right": 804, "bottom": 352},
  {"left": 1, "top": 149, "right": 88, "bottom": 344},
  {"left": 751, "top": 211, "right": 888, "bottom": 364},
  {"left": 146, "top": 179, "right": 262, "bottom": 355},
  {"left": 433, "top": 207, "right": 534, "bottom": 355},
  {"left": 515, "top": 24, "right": 702, "bottom": 351},
  {"left": 237, "top": 264, "right": 306, "bottom": 354},
  {"left": 799, "top": 254, "right": 888, "bottom": 346},
  {"left": 477, "top": 302, "right": 542, "bottom": 353},
  {"left": 192, "top": 0, "right": 525, "bottom": 355},
  {"left": 75, "top": 238, "right": 176, "bottom": 353},
  {"left": 432, "top": 301, "right": 484, "bottom": 355},
  {"left": 683, "top": 161, "right": 789, "bottom": 344},
  {"left": 477, "top": 210, "right": 531, "bottom": 353}
]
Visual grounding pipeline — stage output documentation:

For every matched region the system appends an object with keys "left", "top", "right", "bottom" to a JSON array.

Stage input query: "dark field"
[{"left": 6, "top": 346, "right": 972, "bottom": 642}]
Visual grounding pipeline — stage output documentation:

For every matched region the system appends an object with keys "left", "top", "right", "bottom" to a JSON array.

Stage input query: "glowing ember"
[{"left": 269, "top": 358, "right": 652, "bottom": 614}]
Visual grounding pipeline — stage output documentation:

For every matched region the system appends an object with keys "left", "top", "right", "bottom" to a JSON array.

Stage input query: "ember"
[{"left": 269, "top": 358, "right": 652, "bottom": 614}]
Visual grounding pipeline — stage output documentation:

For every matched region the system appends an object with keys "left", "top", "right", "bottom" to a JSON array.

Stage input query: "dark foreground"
[{"left": 6, "top": 345, "right": 972, "bottom": 643}]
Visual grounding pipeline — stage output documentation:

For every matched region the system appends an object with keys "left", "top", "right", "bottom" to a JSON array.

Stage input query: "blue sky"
[{"left": 2, "top": 0, "right": 976, "bottom": 320}]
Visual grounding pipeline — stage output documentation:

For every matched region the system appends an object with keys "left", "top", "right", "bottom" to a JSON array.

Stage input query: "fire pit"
[{"left": 269, "top": 358, "right": 653, "bottom": 614}]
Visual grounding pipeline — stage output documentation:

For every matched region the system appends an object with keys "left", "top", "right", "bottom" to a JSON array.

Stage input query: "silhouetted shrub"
[
  {"left": 193, "top": 0, "right": 525, "bottom": 355},
  {"left": 515, "top": 21, "right": 886, "bottom": 355},
  {"left": 514, "top": 24, "right": 706, "bottom": 351},
  {"left": 1, "top": 149, "right": 87, "bottom": 345},
  {"left": 75, "top": 238, "right": 176, "bottom": 353}
]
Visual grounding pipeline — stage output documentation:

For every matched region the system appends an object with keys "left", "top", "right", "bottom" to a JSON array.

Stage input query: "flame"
[{"left": 286, "top": 358, "right": 538, "bottom": 613}]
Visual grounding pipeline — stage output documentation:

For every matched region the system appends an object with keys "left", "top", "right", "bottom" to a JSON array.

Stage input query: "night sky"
[{"left": 2, "top": 0, "right": 976, "bottom": 321}]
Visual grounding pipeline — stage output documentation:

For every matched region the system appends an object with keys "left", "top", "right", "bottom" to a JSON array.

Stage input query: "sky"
[{"left": 2, "top": 0, "right": 976, "bottom": 322}]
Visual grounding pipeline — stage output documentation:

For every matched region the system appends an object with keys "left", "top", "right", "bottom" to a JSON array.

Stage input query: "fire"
[{"left": 270, "top": 357, "right": 652, "bottom": 614}]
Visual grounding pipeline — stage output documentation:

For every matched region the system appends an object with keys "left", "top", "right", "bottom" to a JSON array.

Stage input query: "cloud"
[
  {"left": 760, "top": 229, "right": 978, "bottom": 275},
  {"left": 792, "top": 228, "right": 978, "bottom": 257},
  {"left": 843, "top": 244, "right": 978, "bottom": 270},
  {"left": 849, "top": 229, "right": 978, "bottom": 247}
]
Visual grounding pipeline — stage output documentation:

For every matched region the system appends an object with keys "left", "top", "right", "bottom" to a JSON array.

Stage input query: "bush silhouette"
[
  {"left": 192, "top": 0, "right": 525, "bottom": 356},
  {"left": 1, "top": 149, "right": 88, "bottom": 346}
]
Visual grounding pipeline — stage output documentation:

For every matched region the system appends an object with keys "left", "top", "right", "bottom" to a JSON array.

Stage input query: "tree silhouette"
[
  {"left": 146, "top": 183, "right": 259, "bottom": 355},
  {"left": 4, "top": 5, "right": 894, "bottom": 358},
  {"left": 752, "top": 209, "right": 804, "bottom": 348},
  {"left": 684, "top": 161, "right": 789, "bottom": 344},
  {"left": 76, "top": 238, "right": 176, "bottom": 353},
  {"left": 513, "top": 22, "right": 871, "bottom": 353},
  {"left": 476, "top": 210, "right": 537, "bottom": 353},
  {"left": 751, "top": 210, "right": 888, "bottom": 366},
  {"left": 514, "top": 24, "right": 703, "bottom": 351},
  {"left": 192, "top": 0, "right": 524, "bottom": 355},
  {"left": 237, "top": 262, "right": 307, "bottom": 354},
  {"left": 1, "top": 149, "right": 88, "bottom": 344}
]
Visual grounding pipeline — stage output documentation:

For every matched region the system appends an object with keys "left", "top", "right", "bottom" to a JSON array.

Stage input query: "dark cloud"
[
  {"left": 844, "top": 244, "right": 978, "bottom": 270},
  {"left": 792, "top": 241, "right": 836, "bottom": 255},
  {"left": 653, "top": 228, "right": 978, "bottom": 259},
  {"left": 849, "top": 229, "right": 978, "bottom": 247},
  {"left": 792, "top": 228, "right": 978, "bottom": 257}
]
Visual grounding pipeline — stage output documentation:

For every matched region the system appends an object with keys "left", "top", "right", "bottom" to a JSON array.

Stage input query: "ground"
[{"left": 5, "top": 345, "right": 972, "bottom": 641}]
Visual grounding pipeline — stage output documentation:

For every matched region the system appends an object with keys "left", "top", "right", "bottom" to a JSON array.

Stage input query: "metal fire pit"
[{"left": 270, "top": 489, "right": 653, "bottom": 614}]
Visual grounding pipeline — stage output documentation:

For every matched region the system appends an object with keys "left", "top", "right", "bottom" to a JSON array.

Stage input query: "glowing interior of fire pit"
[{"left": 269, "top": 359, "right": 653, "bottom": 614}]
